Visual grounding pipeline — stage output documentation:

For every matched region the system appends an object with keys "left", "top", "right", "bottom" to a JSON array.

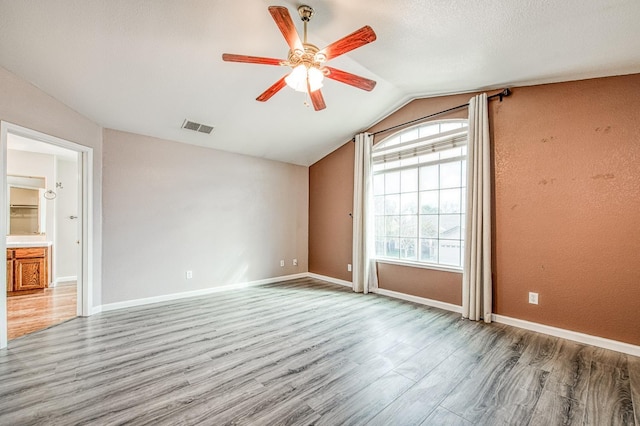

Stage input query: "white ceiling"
[{"left": 1, "top": 0, "right": 639, "bottom": 166}]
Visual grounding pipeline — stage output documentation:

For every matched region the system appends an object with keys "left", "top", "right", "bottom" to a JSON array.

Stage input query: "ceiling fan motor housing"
[
  {"left": 285, "top": 43, "right": 326, "bottom": 70},
  {"left": 298, "top": 5, "right": 314, "bottom": 22}
]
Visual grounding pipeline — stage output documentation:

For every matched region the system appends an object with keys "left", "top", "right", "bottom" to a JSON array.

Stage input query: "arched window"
[{"left": 372, "top": 119, "right": 467, "bottom": 269}]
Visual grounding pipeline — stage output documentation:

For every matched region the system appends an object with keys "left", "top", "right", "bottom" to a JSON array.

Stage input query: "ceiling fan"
[{"left": 222, "top": 5, "right": 377, "bottom": 111}]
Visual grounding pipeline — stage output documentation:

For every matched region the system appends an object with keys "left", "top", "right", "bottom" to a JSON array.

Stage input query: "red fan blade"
[
  {"left": 308, "top": 81, "right": 326, "bottom": 111},
  {"left": 268, "top": 6, "right": 303, "bottom": 52},
  {"left": 310, "top": 90, "right": 326, "bottom": 111},
  {"left": 324, "top": 66, "right": 377, "bottom": 91},
  {"left": 222, "top": 54, "right": 284, "bottom": 66},
  {"left": 320, "top": 26, "right": 376, "bottom": 61},
  {"left": 256, "top": 76, "right": 288, "bottom": 102}
]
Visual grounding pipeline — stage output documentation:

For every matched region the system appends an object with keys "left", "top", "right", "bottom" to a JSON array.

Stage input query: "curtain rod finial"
[{"left": 499, "top": 88, "right": 511, "bottom": 101}]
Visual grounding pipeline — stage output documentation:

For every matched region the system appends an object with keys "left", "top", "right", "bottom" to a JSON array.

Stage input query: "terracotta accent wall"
[
  {"left": 492, "top": 74, "right": 640, "bottom": 345},
  {"left": 309, "top": 142, "right": 354, "bottom": 281},
  {"left": 308, "top": 73, "right": 640, "bottom": 346},
  {"left": 377, "top": 263, "right": 462, "bottom": 305}
]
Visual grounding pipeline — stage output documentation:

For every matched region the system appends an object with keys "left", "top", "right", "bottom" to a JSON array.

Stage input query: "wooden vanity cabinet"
[
  {"left": 6, "top": 247, "right": 50, "bottom": 293},
  {"left": 6, "top": 258, "right": 13, "bottom": 291}
]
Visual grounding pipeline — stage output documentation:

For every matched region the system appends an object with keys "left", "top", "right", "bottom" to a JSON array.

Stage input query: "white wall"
[
  {"left": 0, "top": 65, "right": 103, "bottom": 307},
  {"left": 54, "top": 157, "right": 78, "bottom": 281},
  {"left": 102, "top": 129, "right": 309, "bottom": 304}
]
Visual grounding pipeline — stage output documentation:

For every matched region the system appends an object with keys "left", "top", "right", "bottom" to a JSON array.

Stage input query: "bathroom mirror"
[{"left": 7, "top": 175, "right": 46, "bottom": 235}]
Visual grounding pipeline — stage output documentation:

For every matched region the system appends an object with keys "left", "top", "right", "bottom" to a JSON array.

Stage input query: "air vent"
[
  {"left": 198, "top": 124, "right": 214, "bottom": 134},
  {"left": 181, "top": 119, "right": 215, "bottom": 134}
]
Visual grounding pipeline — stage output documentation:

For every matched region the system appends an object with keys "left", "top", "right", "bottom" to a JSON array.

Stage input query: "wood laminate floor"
[
  {"left": 7, "top": 282, "right": 77, "bottom": 340},
  {"left": 0, "top": 278, "right": 638, "bottom": 425}
]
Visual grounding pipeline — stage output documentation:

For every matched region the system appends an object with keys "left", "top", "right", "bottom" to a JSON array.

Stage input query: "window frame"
[{"left": 371, "top": 119, "right": 468, "bottom": 272}]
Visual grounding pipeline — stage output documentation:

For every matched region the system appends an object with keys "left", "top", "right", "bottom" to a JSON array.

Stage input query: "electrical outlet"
[
  {"left": 186, "top": 270, "right": 193, "bottom": 279},
  {"left": 347, "top": 264, "right": 352, "bottom": 272},
  {"left": 528, "top": 292, "right": 538, "bottom": 305},
  {"left": 280, "top": 260, "right": 285, "bottom": 267},
  {"left": 293, "top": 258, "right": 298, "bottom": 266}
]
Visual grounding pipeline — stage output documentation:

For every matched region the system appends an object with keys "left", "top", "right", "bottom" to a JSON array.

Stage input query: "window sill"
[{"left": 374, "top": 258, "right": 463, "bottom": 274}]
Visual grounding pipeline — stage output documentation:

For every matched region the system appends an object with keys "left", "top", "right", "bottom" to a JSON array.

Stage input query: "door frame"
[{"left": 0, "top": 122, "right": 94, "bottom": 349}]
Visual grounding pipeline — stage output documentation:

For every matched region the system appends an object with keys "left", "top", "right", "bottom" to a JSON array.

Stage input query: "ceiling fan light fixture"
[{"left": 285, "top": 64, "right": 324, "bottom": 93}]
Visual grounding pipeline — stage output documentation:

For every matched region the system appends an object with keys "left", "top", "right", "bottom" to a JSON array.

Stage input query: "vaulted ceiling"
[{"left": 1, "top": 0, "right": 639, "bottom": 165}]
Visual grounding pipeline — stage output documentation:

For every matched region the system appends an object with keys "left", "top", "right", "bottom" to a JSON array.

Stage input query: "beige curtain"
[
  {"left": 462, "top": 93, "right": 492, "bottom": 322},
  {"left": 352, "top": 132, "right": 378, "bottom": 294}
]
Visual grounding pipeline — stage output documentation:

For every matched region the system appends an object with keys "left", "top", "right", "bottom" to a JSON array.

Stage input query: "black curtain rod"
[{"left": 361, "top": 88, "right": 511, "bottom": 138}]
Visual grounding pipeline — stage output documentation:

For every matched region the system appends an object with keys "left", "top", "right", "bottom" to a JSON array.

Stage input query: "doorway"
[{"left": 0, "top": 122, "right": 94, "bottom": 348}]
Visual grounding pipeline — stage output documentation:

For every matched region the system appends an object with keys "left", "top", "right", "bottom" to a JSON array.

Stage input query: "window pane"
[
  {"left": 419, "top": 165, "right": 439, "bottom": 190},
  {"left": 400, "top": 156, "right": 419, "bottom": 167},
  {"left": 440, "top": 188, "right": 461, "bottom": 213},
  {"left": 420, "top": 239, "right": 438, "bottom": 263},
  {"left": 385, "top": 216, "right": 400, "bottom": 237},
  {"left": 385, "top": 237, "right": 400, "bottom": 258},
  {"left": 400, "top": 238, "right": 417, "bottom": 260},
  {"left": 440, "top": 147, "right": 462, "bottom": 160},
  {"left": 400, "top": 127, "right": 419, "bottom": 143},
  {"left": 401, "top": 169, "right": 418, "bottom": 193},
  {"left": 373, "top": 163, "right": 384, "bottom": 173},
  {"left": 383, "top": 136, "right": 400, "bottom": 147},
  {"left": 384, "top": 194, "right": 399, "bottom": 215},
  {"left": 441, "top": 121, "right": 463, "bottom": 132},
  {"left": 400, "top": 192, "right": 418, "bottom": 215},
  {"left": 440, "top": 161, "right": 461, "bottom": 188},
  {"left": 419, "top": 124, "right": 439, "bottom": 137},
  {"left": 374, "top": 195, "right": 385, "bottom": 215},
  {"left": 375, "top": 216, "right": 385, "bottom": 236},
  {"left": 373, "top": 174, "right": 384, "bottom": 196},
  {"left": 420, "top": 215, "right": 438, "bottom": 238},
  {"left": 375, "top": 238, "right": 385, "bottom": 257},
  {"left": 461, "top": 159, "right": 467, "bottom": 186},
  {"left": 372, "top": 119, "right": 467, "bottom": 270},
  {"left": 419, "top": 152, "right": 439, "bottom": 164},
  {"left": 400, "top": 216, "right": 417, "bottom": 238},
  {"left": 439, "top": 214, "right": 461, "bottom": 239},
  {"left": 385, "top": 171, "right": 400, "bottom": 193},
  {"left": 461, "top": 188, "right": 467, "bottom": 214},
  {"left": 383, "top": 159, "right": 402, "bottom": 170},
  {"left": 419, "top": 191, "right": 438, "bottom": 214},
  {"left": 439, "top": 240, "right": 461, "bottom": 266}
]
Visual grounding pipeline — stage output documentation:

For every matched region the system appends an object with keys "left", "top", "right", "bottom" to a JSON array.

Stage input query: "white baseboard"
[
  {"left": 89, "top": 305, "right": 102, "bottom": 315},
  {"left": 307, "top": 273, "right": 353, "bottom": 288},
  {"left": 49, "top": 276, "right": 78, "bottom": 287},
  {"left": 492, "top": 314, "right": 640, "bottom": 357},
  {"left": 374, "top": 288, "right": 463, "bottom": 314},
  {"left": 52, "top": 276, "right": 77, "bottom": 288},
  {"left": 99, "top": 273, "right": 308, "bottom": 313},
  {"left": 372, "top": 289, "right": 640, "bottom": 356}
]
